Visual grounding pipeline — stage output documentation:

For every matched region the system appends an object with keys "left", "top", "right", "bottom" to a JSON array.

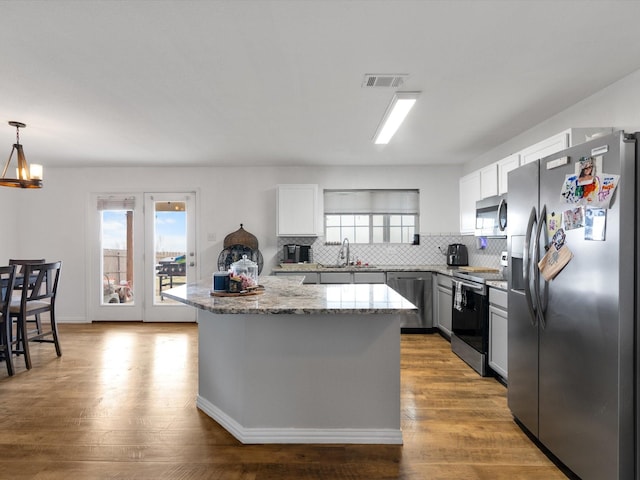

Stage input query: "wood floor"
[{"left": 0, "top": 323, "right": 568, "bottom": 480}]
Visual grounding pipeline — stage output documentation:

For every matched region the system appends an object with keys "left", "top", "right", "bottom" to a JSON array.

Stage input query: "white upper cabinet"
[
  {"left": 459, "top": 171, "right": 481, "bottom": 235},
  {"left": 520, "top": 131, "right": 569, "bottom": 165},
  {"left": 277, "top": 184, "right": 318, "bottom": 236},
  {"left": 497, "top": 153, "right": 520, "bottom": 195},
  {"left": 519, "top": 128, "right": 612, "bottom": 166},
  {"left": 479, "top": 163, "right": 498, "bottom": 199}
]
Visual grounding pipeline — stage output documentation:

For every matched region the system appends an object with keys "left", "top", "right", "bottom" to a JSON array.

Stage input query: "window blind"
[
  {"left": 324, "top": 189, "right": 418, "bottom": 214},
  {"left": 96, "top": 196, "right": 136, "bottom": 211}
]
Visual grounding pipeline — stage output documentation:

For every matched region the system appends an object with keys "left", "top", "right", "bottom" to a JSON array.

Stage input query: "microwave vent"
[{"left": 362, "top": 74, "right": 408, "bottom": 88}]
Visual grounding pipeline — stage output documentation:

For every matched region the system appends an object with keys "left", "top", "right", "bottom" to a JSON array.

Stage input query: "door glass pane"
[
  {"left": 154, "top": 201, "right": 187, "bottom": 305},
  {"left": 101, "top": 209, "right": 134, "bottom": 305}
]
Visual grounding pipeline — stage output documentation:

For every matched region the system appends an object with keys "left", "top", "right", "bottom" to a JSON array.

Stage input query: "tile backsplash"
[{"left": 277, "top": 234, "right": 507, "bottom": 268}]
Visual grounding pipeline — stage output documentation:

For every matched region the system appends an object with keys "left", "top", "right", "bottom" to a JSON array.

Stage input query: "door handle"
[
  {"left": 523, "top": 207, "right": 537, "bottom": 327},
  {"left": 497, "top": 197, "right": 507, "bottom": 231},
  {"left": 454, "top": 280, "right": 485, "bottom": 292},
  {"left": 534, "top": 204, "right": 548, "bottom": 329}
]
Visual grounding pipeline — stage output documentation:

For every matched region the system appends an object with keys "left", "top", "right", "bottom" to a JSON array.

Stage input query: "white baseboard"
[
  {"left": 58, "top": 316, "right": 90, "bottom": 324},
  {"left": 196, "top": 395, "right": 403, "bottom": 445}
]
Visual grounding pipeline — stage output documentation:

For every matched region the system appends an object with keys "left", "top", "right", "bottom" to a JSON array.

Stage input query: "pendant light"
[{"left": 0, "top": 121, "right": 43, "bottom": 188}]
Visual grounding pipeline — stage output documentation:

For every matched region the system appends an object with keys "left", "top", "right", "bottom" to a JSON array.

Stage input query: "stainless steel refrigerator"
[{"left": 507, "top": 130, "right": 637, "bottom": 479}]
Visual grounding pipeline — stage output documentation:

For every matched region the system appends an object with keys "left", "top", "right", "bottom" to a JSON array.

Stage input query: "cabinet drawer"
[
  {"left": 436, "top": 274, "right": 452, "bottom": 289},
  {"left": 489, "top": 288, "right": 508, "bottom": 309},
  {"left": 353, "top": 272, "right": 386, "bottom": 284},
  {"left": 320, "top": 272, "right": 352, "bottom": 284}
]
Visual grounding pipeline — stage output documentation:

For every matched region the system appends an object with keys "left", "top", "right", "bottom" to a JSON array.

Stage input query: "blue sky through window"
[{"left": 102, "top": 210, "right": 186, "bottom": 252}]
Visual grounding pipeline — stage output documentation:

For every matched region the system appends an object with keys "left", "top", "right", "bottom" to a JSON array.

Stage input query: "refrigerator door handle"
[
  {"left": 497, "top": 197, "right": 507, "bottom": 231},
  {"left": 523, "top": 206, "right": 538, "bottom": 326},
  {"left": 533, "top": 204, "right": 547, "bottom": 329}
]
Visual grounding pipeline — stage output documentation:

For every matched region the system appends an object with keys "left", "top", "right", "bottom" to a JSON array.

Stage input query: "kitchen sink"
[{"left": 320, "top": 264, "right": 376, "bottom": 269}]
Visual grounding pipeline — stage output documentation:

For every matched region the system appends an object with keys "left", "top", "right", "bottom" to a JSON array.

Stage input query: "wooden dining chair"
[
  {"left": 0, "top": 264, "right": 18, "bottom": 376},
  {"left": 9, "top": 259, "right": 46, "bottom": 333},
  {"left": 10, "top": 261, "right": 62, "bottom": 370},
  {"left": 9, "top": 259, "right": 46, "bottom": 272}
]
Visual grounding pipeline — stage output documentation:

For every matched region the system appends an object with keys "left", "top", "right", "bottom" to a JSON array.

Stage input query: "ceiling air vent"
[{"left": 362, "top": 74, "right": 408, "bottom": 88}]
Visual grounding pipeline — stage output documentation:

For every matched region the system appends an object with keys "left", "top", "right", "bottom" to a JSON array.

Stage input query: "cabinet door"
[
  {"left": 497, "top": 153, "right": 520, "bottom": 195},
  {"left": 319, "top": 272, "right": 352, "bottom": 284},
  {"left": 480, "top": 163, "right": 498, "bottom": 199},
  {"left": 436, "top": 284, "right": 452, "bottom": 337},
  {"left": 459, "top": 171, "right": 481, "bottom": 234},
  {"left": 519, "top": 131, "right": 569, "bottom": 165},
  {"left": 276, "top": 184, "right": 318, "bottom": 236},
  {"left": 489, "top": 304, "right": 508, "bottom": 379}
]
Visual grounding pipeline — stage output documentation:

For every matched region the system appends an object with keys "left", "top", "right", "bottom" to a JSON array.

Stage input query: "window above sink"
[{"left": 324, "top": 189, "right": 419, "bottom": 244}]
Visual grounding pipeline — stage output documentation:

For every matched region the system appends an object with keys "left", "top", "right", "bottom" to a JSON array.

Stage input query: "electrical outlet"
[{"left": 207, "top": 232, "right": 217, "bottom": 242}]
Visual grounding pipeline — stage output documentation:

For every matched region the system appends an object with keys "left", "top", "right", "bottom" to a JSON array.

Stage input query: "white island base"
[{"left": 196, "top": 310, "right": 402, "bottom": 444}]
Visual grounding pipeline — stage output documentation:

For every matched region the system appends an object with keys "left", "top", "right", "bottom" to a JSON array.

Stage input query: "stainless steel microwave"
[{"left": 475, "top": 194, "right": 507, "bottom": 237}]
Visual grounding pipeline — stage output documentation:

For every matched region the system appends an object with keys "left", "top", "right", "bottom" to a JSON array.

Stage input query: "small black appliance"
[
  {"left": 282, "top": 244, "right": 311, "bottom": 263},
  {"left": 446, "top": 243, "right": 468, "bottom": 266}
]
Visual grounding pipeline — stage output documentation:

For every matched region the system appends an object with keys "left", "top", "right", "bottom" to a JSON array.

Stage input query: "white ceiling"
[{"left": 2, "top": 0, "right": 640, "bottom": 169}]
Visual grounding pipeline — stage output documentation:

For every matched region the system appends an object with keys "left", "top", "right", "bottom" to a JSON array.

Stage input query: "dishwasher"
[{"left": 386, "top": 271, "right": 433, "bottom": 333}]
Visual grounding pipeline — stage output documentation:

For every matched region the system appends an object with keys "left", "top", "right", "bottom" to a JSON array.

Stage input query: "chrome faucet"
[{"left": 338, "top": 237, "right": 350, "bottom": 266}]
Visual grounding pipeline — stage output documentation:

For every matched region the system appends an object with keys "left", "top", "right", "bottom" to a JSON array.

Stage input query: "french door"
[{"left": 89, "top": 192, "right": 197, "bottom": 322}]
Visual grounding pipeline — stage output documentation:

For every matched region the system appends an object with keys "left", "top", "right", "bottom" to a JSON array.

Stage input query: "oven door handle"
[{"left": 455, "top": 280, "right": 485, "bottom": 292}]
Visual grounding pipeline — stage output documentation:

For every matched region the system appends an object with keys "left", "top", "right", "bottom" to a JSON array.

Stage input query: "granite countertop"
[
  {"left": 272, "top": 264, "right": 457, "bottom": 276},
  {"left": 487, "top": 280, "right": 508, "bottom": 291},
  {"left": 161, "top": 275, "right": 418, "bottom": 315}
]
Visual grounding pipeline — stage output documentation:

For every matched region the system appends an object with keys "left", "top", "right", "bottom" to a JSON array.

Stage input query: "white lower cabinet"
[
  {"left": 434, "top": 274, "right": 452, "bottom": 338},
  {"left": 489, "top": 288, "right": 508, "bottom": 380}
]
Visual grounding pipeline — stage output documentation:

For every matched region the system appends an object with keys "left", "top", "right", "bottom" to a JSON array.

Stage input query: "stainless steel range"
[{"left": 450, "top": 270, "right": 504, "bottom": 376}]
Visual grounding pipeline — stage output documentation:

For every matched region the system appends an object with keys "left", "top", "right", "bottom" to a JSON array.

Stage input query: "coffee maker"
[
  {"left": 446, "top": 243, "right": 468, "bottom": 266},
  {"left": 283, "top": 244, "right": 311, "bottom": 263}
]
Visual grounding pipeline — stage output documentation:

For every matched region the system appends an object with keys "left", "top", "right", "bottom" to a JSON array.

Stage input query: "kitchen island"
[{"left": 162, "top": 275, "right": 416, "bottom": 445}]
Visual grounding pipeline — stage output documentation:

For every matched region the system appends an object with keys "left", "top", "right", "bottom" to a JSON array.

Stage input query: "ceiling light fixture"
[
  {"left": 372, "top": 92, "right": 420, "bottom": 145},
  {"left": 0, "top": 121, "right": 42, "bottom": 189}
]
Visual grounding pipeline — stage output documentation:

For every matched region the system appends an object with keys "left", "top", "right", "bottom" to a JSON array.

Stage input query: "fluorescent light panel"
[{"left": 373, "top": 92, "right": 420, "bottom": 145}]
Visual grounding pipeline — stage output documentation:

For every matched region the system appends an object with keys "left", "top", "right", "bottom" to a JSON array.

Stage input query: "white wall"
[
  {"left": 465, "top": 67, "right": 640, "bottom": 173},
  {"left": 0, "top": 164, "right": 461, "bottom": 322},
  {"left": 0, "top": 188, "right": 19, "bottom": 255}
]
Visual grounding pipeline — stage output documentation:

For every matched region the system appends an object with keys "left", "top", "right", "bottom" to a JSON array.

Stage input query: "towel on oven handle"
[{"left": 453, "top": 280, "right": 466, "bottom": 311}]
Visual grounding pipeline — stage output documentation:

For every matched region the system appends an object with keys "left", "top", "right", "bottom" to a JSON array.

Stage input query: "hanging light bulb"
[{"left": 0, "top": 121, "right": 43, "bottom": 188}]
